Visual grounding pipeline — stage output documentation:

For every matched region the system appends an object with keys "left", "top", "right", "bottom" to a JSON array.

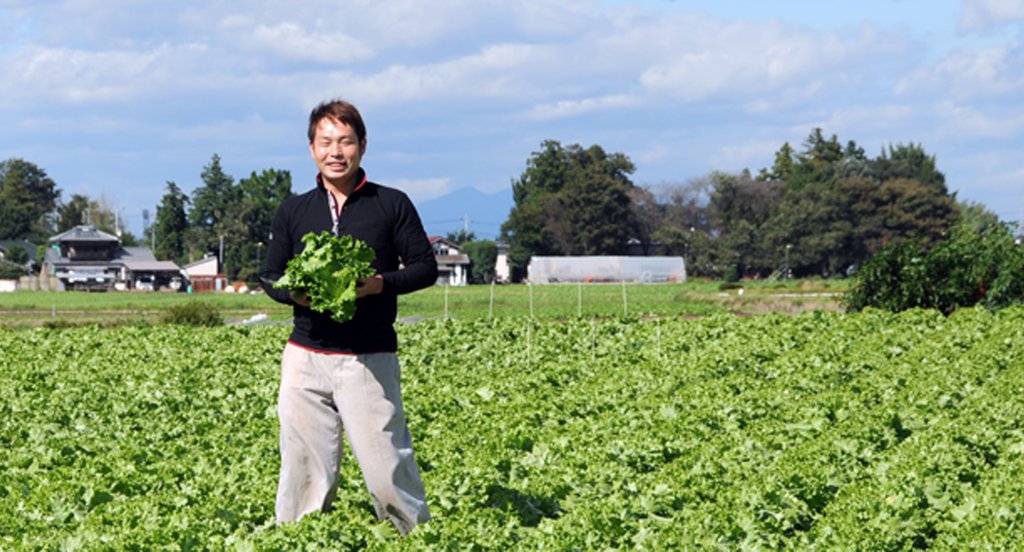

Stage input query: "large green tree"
[
  {"left": 234, "top": 168, "right": 292, "bottom": 282},
  {"left": 754, "top": 131, "right": 956, "bottom": 277},
  {"left": 501, "top": 141, "right": 637, "bottom": 279},
  {"left": 0, "top": 158, "right": 60, "bottom": 241},
  {"left": 708, "top": 171, "right": 783, "bottom": 278},
  {"left": 187, "top": 154, "right": 241, "bottom": 274},
  {"left": 151, "top": 182, "right": 190, "bottom": 264}
]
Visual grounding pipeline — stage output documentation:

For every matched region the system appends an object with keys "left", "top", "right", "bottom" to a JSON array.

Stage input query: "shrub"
[
  {"left": 0, "top": 261, "right": 26, "bottom": 279},
  {"left": 160, "top": 301, "right": 223, "bottom": 327},
  {"left": 845, "top": 222, "right": 1024, "bottom": 314}
]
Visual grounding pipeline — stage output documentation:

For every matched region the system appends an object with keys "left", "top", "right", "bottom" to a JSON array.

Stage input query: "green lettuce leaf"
[{"left": 274, "top": 231, "right": 376, "bottom": 323}]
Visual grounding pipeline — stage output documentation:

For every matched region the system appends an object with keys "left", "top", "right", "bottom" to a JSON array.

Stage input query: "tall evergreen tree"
[
  {"left": 152, "top": 182, "right": 190, "bottom": 263},
  {"left": 758, "top": 142, "right": 796, "bottom": 182},
  {"left": 788, "top": 128, "right": 843, "bottom": 189},
  {"left": 187, "top": 154, "right": 240, "bottom": 274}
]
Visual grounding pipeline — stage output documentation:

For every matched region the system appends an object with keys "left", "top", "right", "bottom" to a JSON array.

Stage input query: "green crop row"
[{"left": 0, "top": 307, "right": 1021, "bottom": 549}]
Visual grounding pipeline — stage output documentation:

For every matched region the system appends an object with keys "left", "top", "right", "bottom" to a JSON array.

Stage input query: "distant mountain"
[{"left": 415, "top": 186, "right": 513, "bottom": 240}]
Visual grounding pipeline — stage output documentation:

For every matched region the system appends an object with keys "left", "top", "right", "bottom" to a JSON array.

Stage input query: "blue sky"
[{"left": 2, "top": 0, "right": 1023, "bottom": 239}]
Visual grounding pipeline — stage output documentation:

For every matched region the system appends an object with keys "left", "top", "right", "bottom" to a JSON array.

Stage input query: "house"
[
  {"left": 183, "top": 256, "right": 227, "bottom": 292},
  {"left": 429, "top": 237, "right": 471, "bottom": 286},
  {"left": 42, "top": 225, "right": 184, "bottom": 291}
]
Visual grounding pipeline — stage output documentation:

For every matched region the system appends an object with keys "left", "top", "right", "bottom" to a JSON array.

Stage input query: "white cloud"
[
  {"left": 896, "top": 41, "right": 1024, "bottom": 99},
  {"left": 311, "top": 42, "right": 554, "bottom": 107},
  {"left": 1, "top": 2, "right": 915, "bottom": 116},
  {"left": 526, "top": 94, "right": 639, "bottom": 120},
  {"left": 0, "top": 43, "right": 206, "bottom": 105},
  {"left": 958, "top": 0, "right": 1024, "bottom": 33},
  {"left": 4, "top": 0, "right": 1024, "bottom": 229},
  {"left": 222, "top": 18, "right": 374, "bottom": 64},
  {"left": 388, "top": 177, "right": 453, "bottom": 203},
  {"left": 631, "top": 18, "right": 902, "bottom": 103},
  {"left": 933, "top": 99, "right": 1024, "bottom": 138}
]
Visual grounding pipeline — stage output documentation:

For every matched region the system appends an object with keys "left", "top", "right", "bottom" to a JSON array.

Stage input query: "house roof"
[
  {"left": 49, "top": 225, "right": 119, "bottom": 243},
  {"left": 184, "top": 256, "right": 218, "bottom": 270},
  {"left": 429, "top": 236, "right": 462, "bottom": 249},
  {"left": 118, "top": 247, "right": 157, "bottom": 261},
  {"left": 120, "top": 259, "right": 182, "bottom": 272}
]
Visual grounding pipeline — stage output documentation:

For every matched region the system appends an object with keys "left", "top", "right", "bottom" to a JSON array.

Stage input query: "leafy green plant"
[
  {"left": 2, "top": 309, "right": 1023, "bottom": 548},
  {"left": 845, "top": 222, "right": 1024, "bottom": 314},
  {"left": 159, "top": 300, "right": 223, "bottom": 326},
  {"left": 274, "top": 232, "right": 375, "bottom": 323}
]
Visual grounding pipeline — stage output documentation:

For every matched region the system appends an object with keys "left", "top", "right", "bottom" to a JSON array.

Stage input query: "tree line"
[
  {"left": 3, "top": 128, "right": 1009, "bottom": 284},
  {"left": 0, "top": 155, "right": 292, "bottom": 282},
  {"left": 501, "top": 129, "right": 1004, "bottom": 281}
]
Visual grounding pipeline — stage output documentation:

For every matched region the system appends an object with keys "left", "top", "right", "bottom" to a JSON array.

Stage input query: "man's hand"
[
  {"left": 356, "top": 274, "right": 384, "bottom": 298},
  {"left": 290, "top": 291, "right": 311, "bottom": 307}
]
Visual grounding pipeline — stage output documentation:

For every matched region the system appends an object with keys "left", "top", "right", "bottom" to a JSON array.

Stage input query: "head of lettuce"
[{"left": 273, "top": 231, "right": 376, "bottom": 324}]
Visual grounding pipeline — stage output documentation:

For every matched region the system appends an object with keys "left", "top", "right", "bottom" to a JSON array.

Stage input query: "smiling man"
[{"left": 261, "top": 99, "right": 437, "bottom": 535}]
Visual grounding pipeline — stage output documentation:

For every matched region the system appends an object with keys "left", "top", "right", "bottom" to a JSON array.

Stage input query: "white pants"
[{"left": 275, "top": 343, "right": 430, "bottom": 535}]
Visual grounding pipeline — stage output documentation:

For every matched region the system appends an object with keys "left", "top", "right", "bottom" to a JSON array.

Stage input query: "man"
[{"left": 261, "top": 99, "right": 437, "bottom": 535}]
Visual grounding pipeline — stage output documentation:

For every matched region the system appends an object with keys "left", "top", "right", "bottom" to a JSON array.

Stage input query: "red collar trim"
[{"left": 316, "top": 171, "right": 367, "bottom": 195}]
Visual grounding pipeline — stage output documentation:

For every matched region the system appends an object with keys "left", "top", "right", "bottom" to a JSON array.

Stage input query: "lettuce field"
[{"left": 2, "top": 306, "right": 1023, "bottom": 549}]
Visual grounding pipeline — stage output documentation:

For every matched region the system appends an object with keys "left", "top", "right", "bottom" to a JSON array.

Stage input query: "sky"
[{"left": 2, "top": 0, "right": 1023, "bottom": 240}]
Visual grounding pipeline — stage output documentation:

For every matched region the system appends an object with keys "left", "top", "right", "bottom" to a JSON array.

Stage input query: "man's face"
[{"left": 309, "top": 117, "right": 366, "bottom": 187}]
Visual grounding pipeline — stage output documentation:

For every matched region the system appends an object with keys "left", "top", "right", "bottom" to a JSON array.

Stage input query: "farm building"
[
  {"left": 42, "top": 225, "right": 184, "bottom": 291},
  {"left": 429, "top": 237, "right": 471, "bottom": 286},
  {"left": 183, "top": 256, "right": 228, "bottom": 292},
  {"left": 527, "top": 256, "right": 686, "bottom": 284}
]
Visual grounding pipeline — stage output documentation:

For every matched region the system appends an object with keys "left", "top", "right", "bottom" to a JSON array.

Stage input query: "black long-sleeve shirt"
[{"left": 261, "top": 172, "right": 437, "bottom": 353}]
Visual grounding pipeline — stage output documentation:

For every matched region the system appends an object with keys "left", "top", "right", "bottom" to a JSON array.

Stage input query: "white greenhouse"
[{"left": 527, "top": 256, "right": 686, "bottom": 284}]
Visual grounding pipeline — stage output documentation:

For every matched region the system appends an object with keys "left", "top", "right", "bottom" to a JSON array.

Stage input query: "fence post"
[{"left": 528, "top": 283, "right": 534, "bottom": 319}]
